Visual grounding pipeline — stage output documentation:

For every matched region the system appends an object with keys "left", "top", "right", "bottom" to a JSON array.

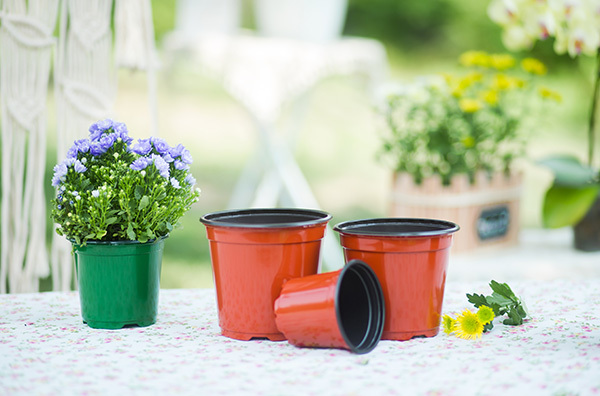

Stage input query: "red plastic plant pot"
[
  {"left": 334, "top": 218, "right": 459, "bottom": 341},
  {"left": 200, "top": 208, "right": 331, "bottom": 341},
  {"left": 274, "top": 259, "right": 385, "bottom": 354}
]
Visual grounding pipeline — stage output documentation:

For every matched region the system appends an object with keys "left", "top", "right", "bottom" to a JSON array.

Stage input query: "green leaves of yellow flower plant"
[{"left": 467, "top": 280, "right": 528, "bottom": 327}]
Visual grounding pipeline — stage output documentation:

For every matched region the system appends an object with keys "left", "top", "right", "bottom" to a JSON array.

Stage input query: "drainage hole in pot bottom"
[{"left": 338, "top": 271, "right": 371, "bottom": 348}]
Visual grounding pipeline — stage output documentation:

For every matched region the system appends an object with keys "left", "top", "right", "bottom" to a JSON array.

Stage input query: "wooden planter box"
[{"left": 389, "top": 172, "right": 522, "bottom": 252}]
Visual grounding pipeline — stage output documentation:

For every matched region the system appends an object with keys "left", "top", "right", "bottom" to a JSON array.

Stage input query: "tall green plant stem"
[{"left": 588, "top": 49, "right": 600, "bottom": 167}]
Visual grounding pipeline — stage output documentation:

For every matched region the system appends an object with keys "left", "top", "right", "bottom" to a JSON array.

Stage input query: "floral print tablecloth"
[{"left": 1, "top": 280, "right": 599, "bottom": 395}]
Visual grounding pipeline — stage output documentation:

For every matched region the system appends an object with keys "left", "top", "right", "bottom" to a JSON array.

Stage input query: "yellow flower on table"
[
  {"left": 454, "top": 310, "right": 484, "bottom": 340},
  {"left": 476, "top": 305, "right": 495, "bottom": 325},
  {"left": 442, "top": 314, "right": 456, "bottom": 335}
]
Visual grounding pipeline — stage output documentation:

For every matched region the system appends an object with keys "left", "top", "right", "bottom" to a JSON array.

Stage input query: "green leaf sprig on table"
[{"left": 467, "top": 280, "right": 528, "bottom": 332}]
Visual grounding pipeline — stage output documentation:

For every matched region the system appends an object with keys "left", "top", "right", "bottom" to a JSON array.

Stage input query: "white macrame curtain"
[
  {"left": 0, "top": 0, "right": 158, "bottom": 293},
  {"left": 0, "top": 0, "right": 60, "bottom": 293}
]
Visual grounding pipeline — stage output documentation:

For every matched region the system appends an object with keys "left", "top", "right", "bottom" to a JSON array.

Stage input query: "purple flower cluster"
[
  {"left": 129, "top": 136, "right": 195, "bottom": 185},
  {"left": 130, "top": 154, "right": 170, "bottom": 179},
  {"left": 53, "top": 118, "right": 134, "bottom": 188},
  {"left": 89, "top": 119, "right": 132, "bottom": 144},
  {"left": 131, "top": 138, "right": 193, "bottom": 165},
  {"left": 53, "top": 119, "right": 197, "bottom": 192},
  {"left": 51, "top": 158, "right": 87, "bottom": 187},
  {"left": 64, "top": 118, "right": 133, "bottom": 160}
]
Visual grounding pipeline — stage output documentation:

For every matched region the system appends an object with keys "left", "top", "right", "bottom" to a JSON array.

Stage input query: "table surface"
[{"left": 1, "top": 278, "right": 599, "bottom": 395}]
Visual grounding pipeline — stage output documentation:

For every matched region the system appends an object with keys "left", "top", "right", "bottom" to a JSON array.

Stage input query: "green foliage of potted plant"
[
  {"left": 378, "top": 50, "right": 558, "bottom": 251},
  {"left": 379, "top": 50, "right": 557, "bottom": 185},
  {"left": 488, "top": 0, "right": 600, "bottom": 250},
  {"left": 51, "top": 119, "right": 200, "bottom": 328}
]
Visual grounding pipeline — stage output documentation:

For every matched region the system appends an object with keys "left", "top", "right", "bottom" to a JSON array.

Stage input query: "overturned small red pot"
[
  {"left": 274, "top": 259, "right": 385, "bottom": 354},
  {"left": 200, "top": 208, "right": 331, "bottom": 341},
  {"left": 334, "top": 218, "right": 459, "bottom": 341}
]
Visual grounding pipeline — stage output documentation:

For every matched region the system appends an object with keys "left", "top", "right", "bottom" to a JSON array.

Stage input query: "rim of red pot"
[
  {"left": 200, "top": 208, "right": 332, "bottom": 228},
  {"left": 333, "top": 218, "right": 459, "bottom": 237}
]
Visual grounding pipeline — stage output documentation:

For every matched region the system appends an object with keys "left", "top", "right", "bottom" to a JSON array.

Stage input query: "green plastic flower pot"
[{"left": 72, "top": 237, "right": 165, "bottom": 329}]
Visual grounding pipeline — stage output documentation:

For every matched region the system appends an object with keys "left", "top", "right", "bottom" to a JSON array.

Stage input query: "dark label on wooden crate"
[{"left": 477, "top": 206, "right": 510, "bottom": 241}]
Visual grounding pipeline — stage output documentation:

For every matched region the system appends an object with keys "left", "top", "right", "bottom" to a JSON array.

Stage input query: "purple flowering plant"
[{"left": 51, "top": 119, "right": 201, "bottom": 245}]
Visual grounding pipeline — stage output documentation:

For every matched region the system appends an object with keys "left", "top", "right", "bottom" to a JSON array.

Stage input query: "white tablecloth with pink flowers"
[{"left": 1, "top": 280, "right": 599, "bottom": 395}]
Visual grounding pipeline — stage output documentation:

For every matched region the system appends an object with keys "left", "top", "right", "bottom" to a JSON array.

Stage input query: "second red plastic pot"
[{"left": 334, "top": 218, "right": 459, "bottom": 341}]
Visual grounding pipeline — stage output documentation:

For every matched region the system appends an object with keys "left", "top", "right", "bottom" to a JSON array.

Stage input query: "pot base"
[
  {"left": 382, "top": 326, "right": 439, "bottom": 341},
  {"left": 84, "top": 319, "right": 156, "bottom": 330},
  {"left": 221, "top": 328, "right": 286, "bottom": 341}
]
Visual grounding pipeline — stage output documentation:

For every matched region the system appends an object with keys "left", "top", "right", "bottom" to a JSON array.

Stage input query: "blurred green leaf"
[
  {"left": 538, "top": 155, "right": 597, "bottom": 187},
  {"left": 139, "top": 196, "right": 150, "bottom": 211},
  {"left": 542, "top": 184, "right": 600, "bottom": 228}
]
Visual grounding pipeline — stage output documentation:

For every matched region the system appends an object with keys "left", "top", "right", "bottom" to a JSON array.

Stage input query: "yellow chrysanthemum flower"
[
  {"left": 442, "top": 314, "right": 456, "bottom": 335},
  {"left": 489, "top": 53, "right": 516, "bottom": 71},
  {"left": 521, "top": 58, "right": 547, "bottom": 75},
  {"left": 538, "top": 87, "right": 562, "bottom": 102},
  {"left": 459, "top": 98, "right": 483, "bottom": 113},
  {"left": 481, "top": 89, "right": 499, "bottom": 106},
  {"left": 492, "top": 73, "right": 511, "bottom": 90},
  {"left": 476, "top": 305, "right": 495, "bottom": 325},
  {"left": 492, "top": 74, "right": 525, "bottom": 91},
  {"left": 454, "top": 310, "right": 484, "bottom": 340},
  {"left": 459, "top": 50, "right": 490, "bottom": 68}
]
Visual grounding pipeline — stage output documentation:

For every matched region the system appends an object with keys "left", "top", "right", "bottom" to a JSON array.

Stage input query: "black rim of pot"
[
  {"left": 200, "top": 208, "right": 332, "bottom": 228},
  {"left": 334, "top": 218, "right": 459, "bottom": 237},
  {"left": 335, "top": 259, "right": 385, "bottom": 354}
]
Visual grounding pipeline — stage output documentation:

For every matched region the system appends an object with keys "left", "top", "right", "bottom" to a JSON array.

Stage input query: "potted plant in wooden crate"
[
  {"left": 51, "top": 119, "right": 201, "bottom": 328},
  {"left": 378, "top": 51, "right": 560, "bottom": 252}
]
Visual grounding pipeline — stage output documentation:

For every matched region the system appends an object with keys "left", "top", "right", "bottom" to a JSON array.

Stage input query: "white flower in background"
[{"left": 488, "top": 0, "right": 600, "bottom": 57}]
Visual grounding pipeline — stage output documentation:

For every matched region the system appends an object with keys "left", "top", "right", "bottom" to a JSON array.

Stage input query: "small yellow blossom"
[
  {"left": 454, "top": 310, "right": 484, "bottom": 340},
  {"left": 476, "top": 305, "right": 495, "bottom": 325},
  {"left": 489, "top": 53, "right": 516, "bottom": 71},
  {"left": 442, "top": 314, "right": 456, "bottom": 335},
  {"left": 521, "top": 58, "right": 547, "bottom": 75},
  {"left": 459, "top": 98, "right": 483, "bottom": 113},
  {"left": 538, "top": 87, "right": 562, "bottom": 102},
  {"left": 459, "top": 50, "right": 491, "bottom": 68},
  {"left": 492, "top": 74, "right": 525, "bottom": 91},
  {"left": 481, "top": 89, "right": 499, "bottom": 106},
  {"left": 493, "top": 73, "right": 511, "bottom": 90}
]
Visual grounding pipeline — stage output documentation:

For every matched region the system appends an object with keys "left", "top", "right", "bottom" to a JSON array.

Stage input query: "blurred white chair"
[{"left": 163, "top": 6, "right": 388, "bottom": 270}]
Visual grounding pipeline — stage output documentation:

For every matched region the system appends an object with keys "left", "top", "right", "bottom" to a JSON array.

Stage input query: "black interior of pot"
[
  {"left": 201, "top": 208, "right": 331, "bottom": 228},
  {"left": 336, "top": 260, "right": 385, "bottom": 354}
]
